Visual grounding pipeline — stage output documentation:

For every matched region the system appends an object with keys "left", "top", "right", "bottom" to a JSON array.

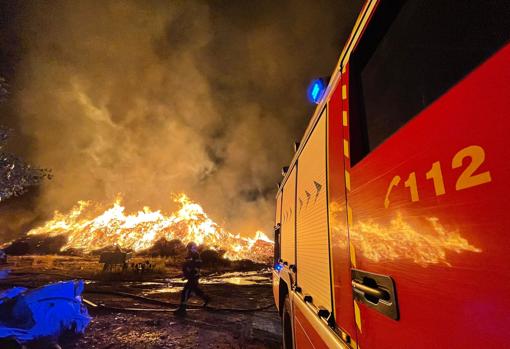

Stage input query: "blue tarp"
[{"left": 0, "top": 280, "right": 91, "bottom": 343}]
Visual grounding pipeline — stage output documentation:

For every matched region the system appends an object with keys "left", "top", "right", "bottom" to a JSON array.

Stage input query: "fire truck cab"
[{"left": 272, "top": 1, "right": 509, "bottom": 348}]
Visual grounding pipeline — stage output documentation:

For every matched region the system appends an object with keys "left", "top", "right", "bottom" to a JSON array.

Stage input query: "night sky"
[{"left": 0, "top": 0, "right": 363, "bottom": 241}]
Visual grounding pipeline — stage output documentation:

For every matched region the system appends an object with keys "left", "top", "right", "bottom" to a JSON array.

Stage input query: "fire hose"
[
  {"left": 83, "top": 288, "right": 275, "bottom": 313},
  {"left": 0, "top": 279, "right": 276, "bottom": 313}
]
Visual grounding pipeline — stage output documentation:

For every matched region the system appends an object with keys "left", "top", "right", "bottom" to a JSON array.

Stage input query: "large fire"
[{"left": 27, "top": 194, "right": 274, "bottom": 263}]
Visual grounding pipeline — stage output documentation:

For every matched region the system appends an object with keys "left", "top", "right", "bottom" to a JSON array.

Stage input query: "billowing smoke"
[{"left": 0, "top": 0, "right": 361, "bottom": 243}]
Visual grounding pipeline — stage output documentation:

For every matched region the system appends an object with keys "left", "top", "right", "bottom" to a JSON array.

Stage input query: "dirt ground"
[{"left": 0, "top": 256, "right": 282, "bottom": 349}]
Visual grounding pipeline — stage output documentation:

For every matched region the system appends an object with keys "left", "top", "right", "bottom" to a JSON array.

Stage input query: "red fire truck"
[{"left": 272, "top": 1, "right": 509, "bottom": 348}]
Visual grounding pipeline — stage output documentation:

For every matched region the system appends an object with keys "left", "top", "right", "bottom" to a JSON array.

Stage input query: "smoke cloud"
[{"left": 0, "top": 0, "right": 361, "bottom": 242}]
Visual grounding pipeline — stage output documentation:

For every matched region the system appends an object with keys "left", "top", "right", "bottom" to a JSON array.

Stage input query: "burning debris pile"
[{"left": 26, "top": 194, "right": 273, "bottom": 263}]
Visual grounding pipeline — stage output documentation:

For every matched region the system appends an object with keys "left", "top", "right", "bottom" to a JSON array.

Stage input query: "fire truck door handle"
[
  {"left": 352, "top": 281, "right": 389, "bottom": 300},
  {"left": 351, "top": 269, "right": 399, "bottom": 320}
]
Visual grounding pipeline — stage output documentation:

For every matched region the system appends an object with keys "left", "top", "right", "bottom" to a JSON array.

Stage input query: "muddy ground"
[{"left": 0, "top": 256, "right": 282, "bottom": 349}]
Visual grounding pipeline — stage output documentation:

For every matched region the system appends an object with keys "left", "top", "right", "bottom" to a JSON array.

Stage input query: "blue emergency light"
[
  {"left": 307, "top": 78, "right": 327, "bottom": 104},
  {"left": 274, "top": 263, "right": 283, "bottom": 272}
]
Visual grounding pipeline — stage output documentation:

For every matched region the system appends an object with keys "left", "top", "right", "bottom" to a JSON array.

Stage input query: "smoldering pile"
[{"left": 2, "top": 235, "right": 273, "bottom": 267}]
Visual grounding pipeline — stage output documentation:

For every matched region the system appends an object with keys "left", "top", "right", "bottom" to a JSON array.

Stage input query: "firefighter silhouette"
[{"left": 174, "top": 242, "right": 210, "bottom": 315}]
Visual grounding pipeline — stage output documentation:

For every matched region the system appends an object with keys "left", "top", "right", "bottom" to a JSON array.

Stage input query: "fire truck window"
[{"left": 349, "top": 0, "right": 510, "bottom": 165}]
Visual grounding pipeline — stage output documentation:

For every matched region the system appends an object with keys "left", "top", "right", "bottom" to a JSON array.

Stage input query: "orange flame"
[{"left": 27, "top": 194, "right": 273, "bottom": 263}]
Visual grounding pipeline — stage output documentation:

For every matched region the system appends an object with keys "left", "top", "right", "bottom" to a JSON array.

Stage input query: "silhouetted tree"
[{"left": 0, "top": 77, "right": 50, "bottom": 203}]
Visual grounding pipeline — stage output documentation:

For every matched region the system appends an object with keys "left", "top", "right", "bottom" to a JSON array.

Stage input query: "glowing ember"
[{"left": 27, "top": 194, "right": 273, "bottom": 263}]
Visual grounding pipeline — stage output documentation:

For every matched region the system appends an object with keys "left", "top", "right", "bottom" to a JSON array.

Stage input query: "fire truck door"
[{"left": 344, "top": 1, "right": 510, "bottom": 348}]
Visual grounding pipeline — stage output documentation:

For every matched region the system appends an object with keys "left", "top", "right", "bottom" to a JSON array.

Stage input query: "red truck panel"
[
  {"left": 328, "top": 74, "right": 358, "bottom": 343},
  {"left": 294, "top": 302, "right": 330, "bottom": 349},
  {"left": 348, "top": 44, "right": 510, "bottom": 348}
]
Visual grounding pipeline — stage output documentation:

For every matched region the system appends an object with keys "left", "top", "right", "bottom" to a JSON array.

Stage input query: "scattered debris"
[
  {"left": 100, "top": 249, "right": 132, "bottom": 272},
  {"left": 0, "top": 256, "right": 281, "bottom": 347}
]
